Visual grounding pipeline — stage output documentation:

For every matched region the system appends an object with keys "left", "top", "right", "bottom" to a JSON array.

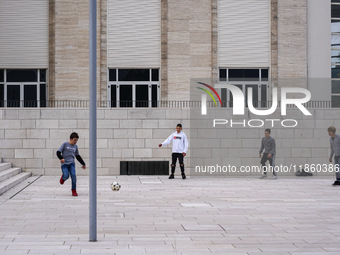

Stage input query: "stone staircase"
[{"left": 0, "top": 158, "right": 32, "bottom": 195}]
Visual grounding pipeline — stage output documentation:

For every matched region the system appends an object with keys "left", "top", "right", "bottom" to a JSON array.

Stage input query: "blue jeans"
[{"left": 61, "top": 163, "right": 76, "bottom": 190}]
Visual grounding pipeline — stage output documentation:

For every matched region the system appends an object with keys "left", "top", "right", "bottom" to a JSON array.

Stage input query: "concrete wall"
[
  {"left": 50, "top": 0, "right": 102, "bottom": 101},
  {"left": 307, "top": 0, "right": 332, "bottom": 101},
  {"left": 0, "top": 108, "right": 338, "bottom": 177},
  {"left": 190, "top": 108, "right": 339, "bottom": 177},
  {"left": 0, "top": 108, "right": 188, "bottom": 176},
  {"left": 278, "top": 0, "right": 308, "bottom": 79},
  {"left": 166, "top": 0, "right": 212, "bottom": 101}
]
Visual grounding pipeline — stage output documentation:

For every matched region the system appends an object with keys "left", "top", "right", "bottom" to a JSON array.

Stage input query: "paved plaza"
[{"left": 0, "top": 175, "right": 340, "bottom": 255}]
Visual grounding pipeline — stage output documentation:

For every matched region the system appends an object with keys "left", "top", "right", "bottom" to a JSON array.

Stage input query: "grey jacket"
[
  {"left": 259, "top": 136, "right": 276, "bottom": 155},
  {"left": 330, "top": 134, "right": 340, "bottom": 158}
]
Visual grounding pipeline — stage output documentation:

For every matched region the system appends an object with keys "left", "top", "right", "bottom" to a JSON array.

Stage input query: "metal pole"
[{"left": 89, "top": 0, "right": 97, "bottom": 242}]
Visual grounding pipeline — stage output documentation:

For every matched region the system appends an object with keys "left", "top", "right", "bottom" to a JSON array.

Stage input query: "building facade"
[
  {"left": 0, "top": 0, "right": 335, "bottom": 106},
  {"left": 0, "top": 0, "right": 338, "bottom": 176}
]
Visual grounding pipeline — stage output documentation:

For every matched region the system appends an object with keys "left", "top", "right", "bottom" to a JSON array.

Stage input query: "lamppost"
[{"left": 89, "top": 0, "right": 97, "bottom": 242}]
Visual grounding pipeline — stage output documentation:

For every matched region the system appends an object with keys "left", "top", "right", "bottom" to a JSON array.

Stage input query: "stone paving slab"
[{"left": 0, "top": 176, "right": 340, "bottom": 254}]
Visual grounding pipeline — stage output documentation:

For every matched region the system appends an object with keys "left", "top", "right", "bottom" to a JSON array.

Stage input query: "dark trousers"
[
  {"left": 261, "top": 153, "right": 276, "bottom": 176},
  {"left": 171, "top": 153, "right": 185, "bottom": 174},
  {"left": 335, "top": 156, "right": 340, "bottom": 180}
]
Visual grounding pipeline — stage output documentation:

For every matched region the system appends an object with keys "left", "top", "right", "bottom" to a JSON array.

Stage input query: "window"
[
  {"left": 108, "top": 68, "right": 159, "bottom": 108},
  {"left": 332, "top": 1, "right": 340, "bottom": 107},
  {"left": 7, "top": 69, "right": 38, "bottom": 82},
  {"left": 0, "top": 69, "right": 47, "bottom": 108},
  {"left": 118, "top": 69, "right": 149, "bottom": 81},
  {"left": 0, "top": 70, "right": 3, "bottom": 107},
  {"left": 219, "top": 68, "right": 269, "bottom": 108},
  {"left": 0, "top": 69, "right": 4, "bottom": 82},
  {"left": 332, "top": 3, "right": 340, "bottom": 18},
  {"left": 332, "top": 49, "right": 340, "bottom": 64},
  {"left": 229, "top": 69, "right": 260, "bottom": 81}
]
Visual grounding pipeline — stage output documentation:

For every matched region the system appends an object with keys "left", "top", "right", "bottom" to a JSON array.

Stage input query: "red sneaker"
[
  {"left": 60, "top": 175, "right": 65, "bottom": 185},
  {"left": 72, "top": 189, "right": 78, "bottom": 196}
]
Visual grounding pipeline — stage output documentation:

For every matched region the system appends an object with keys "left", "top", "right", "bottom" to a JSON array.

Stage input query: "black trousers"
[
  {"left": 260, "top": 153, "right": 276, "bottom": 176},
  {"left": 171, "top": 153, "right": 185, "bottom": 174}
]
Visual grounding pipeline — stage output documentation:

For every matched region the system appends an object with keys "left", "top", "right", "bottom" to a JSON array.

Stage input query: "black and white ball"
[{"left": 110, "top": 181, "right": 121, "bottom": 191}]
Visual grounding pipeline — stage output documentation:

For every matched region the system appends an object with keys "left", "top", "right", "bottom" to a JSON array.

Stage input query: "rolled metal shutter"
[
  {"left": 107, "top": 0, "right": 161, "bottom": 68},
  {"left": 0, "top": 0, "right": 49, "bottom": 68},
  {"left": 218, "top": 0, "right": 270, "bottom": 68}
]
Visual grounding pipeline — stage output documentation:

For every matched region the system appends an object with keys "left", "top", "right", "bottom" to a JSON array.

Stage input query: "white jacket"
[{"left": 162, "top": 131, "right": 188, "bottom": 153}]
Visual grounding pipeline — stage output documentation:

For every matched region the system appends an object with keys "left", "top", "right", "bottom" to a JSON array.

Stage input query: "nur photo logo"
[
  {"left": 196, "top": 82, "right": 222, "bottom": 114},
  {"left": 196, "top": 82, "right": 313, "bottom": 128}
]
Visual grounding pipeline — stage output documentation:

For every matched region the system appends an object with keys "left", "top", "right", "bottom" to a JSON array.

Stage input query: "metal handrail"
[{"left": 0, "top": 100, "right": 336, "bottom": 108}]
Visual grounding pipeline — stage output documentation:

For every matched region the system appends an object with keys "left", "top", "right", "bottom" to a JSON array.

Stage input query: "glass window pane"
[
  {"left": 152, "top": 84, "right": 158, "bottom": 107},
  {"left": 332, "top": 4, "right": 340, "bottom": 18},
  {"left": 261, "top": 85, "right": 267, "bottom": 108},
  {"left": 7, "top": 85, "right": 20, "bottom": 107},
  {"left": 228, "top": 69, "right": 243, "bottom": 81},
  {"left": 245, "top": 85, "right": 258, "bottom": 107},
  {"left": 111, "top": 85, "right": 117, "bottom": 107},
  {"left": 136, "top": 85, "right": 149, "bottom": 107},
  {"left": 332, "top": 49, "right": 340, "bottom": 64},
  {"left": 332, "top": 34, "right": 340, "bottom": 47},
  {"left": 7, "top": 69, "right": 37, "bottom": 82},
  {"left": 244, "top": 70, "right": 260, "bottom": 80},
  {"left": 221, "top": 88, "right": 227, "bottom": 107},
  {"left": 109, "top": 69, "right": 116, "bottom": 81},
  {"left": 332, "top": 20, "right": 340, "bottom": 33},
  {"left": 40, "top": 84, "right": 46, "bottom": 107},
  {"left": 118, "top": 69, "right": 149, "bottom": 81},
  {"left": 229, "top": 69, "right": 259, "bottom": 81},
  {"left": 332, "top": 65, "right": 340, "bottom": 78},
  {"left": 332, "top": 0, "right": 340, "bottom": 3},
  {"left": 40, "top": 69, "right": 46, "bottom": 82},
  {"left": 332, "top": 80, "right": 340, "bottom": 93},
  {"left": 119, "top": 85, "right": 132, "bottom": 107},
  {"left": 332, "top": 95, "right": 340, "bottom": 107},
  {"left": 261, "top": 69, "right": 268, "bottom": 81},
  {"left": 0, "top": 69, "right": 4, "bottom": 82},
  {"left": 24, "top": 85, "right": 37, "bottom": 107},
  {"left": 333, "top": 5, "right": 340, "bottom": 18},
  {"left": 152, "top": 69, "right": 159, "bottom": 81},
  {"left": 219, "top": 69, "right": 226, "bottom": 81},
  {"left": 0, "top": 84, "right": 3, "bottom": 107},
  {"left": 228, "top": 84, "right": 242, "bottom": 107}
]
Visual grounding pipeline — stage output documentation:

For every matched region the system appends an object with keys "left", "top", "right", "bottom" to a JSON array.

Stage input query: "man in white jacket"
[{"left": 159, "top": 123, "right": 188, "bottom": 179}]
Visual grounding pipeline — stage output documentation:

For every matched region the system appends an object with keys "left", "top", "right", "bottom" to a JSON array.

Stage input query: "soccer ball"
[{"left": 110, "top": 181, "right": 121, "bottom": 191}]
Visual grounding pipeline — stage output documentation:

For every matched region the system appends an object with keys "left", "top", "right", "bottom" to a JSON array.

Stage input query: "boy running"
[
  {"left": 57, "top": 132, "right": 86, "bottom": 196},
  {"left": 159, "top": 123, "right": 188, "bottom": 179}
]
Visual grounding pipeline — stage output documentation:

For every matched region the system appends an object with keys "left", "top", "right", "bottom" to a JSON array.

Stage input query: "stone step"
[
  {"left": 0, "top": 162, "right": 12, "bottom": 172},
  {"left": 0, "top": 176, "right": 40, "bottom": 205},
  {"left": 0, "top": 172, "right": 32, "bottom": 195},
  {"left": 0, "top": 168, "right": 21, "bottom": 182}
]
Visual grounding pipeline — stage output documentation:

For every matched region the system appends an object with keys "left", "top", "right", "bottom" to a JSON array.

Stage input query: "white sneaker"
[
  {"left": 270, "top": 175, "right": 278, "bottom": 180},
  {"left": 259, "top": 174, "right": 267, "bottom": 179}
]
